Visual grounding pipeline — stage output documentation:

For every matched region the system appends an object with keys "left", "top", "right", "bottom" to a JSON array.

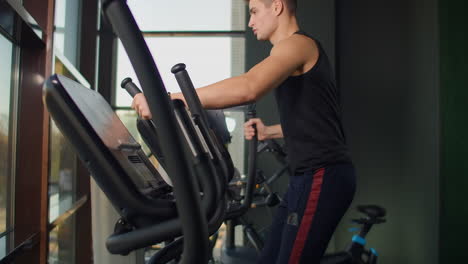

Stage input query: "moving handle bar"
[
  {"left": 225, "top": 103, "right": 258, "bottom": 219},
  {"left": 170, "top": 63, "right": 258, "bottom": 220},
  {"left": 121, "top": 78, "right": 167, "bottom": 168},
  {"left": 172, "top": 63, "right": 235, "bottom": 184},
  {"left": 102, "top": 0, "right": 208, "bottom": 262}
]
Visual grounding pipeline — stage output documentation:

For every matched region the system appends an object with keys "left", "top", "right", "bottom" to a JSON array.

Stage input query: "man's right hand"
[
  {"left": 131, "top": 93, "right": 152, "bottom": 119},
  {"left": 244, "top": 118, "right": 267, "bottom": 141}
]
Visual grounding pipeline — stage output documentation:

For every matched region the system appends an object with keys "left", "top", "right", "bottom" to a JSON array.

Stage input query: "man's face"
[{"left": 248, "top": 0, "right": 277, "bottom": 41}]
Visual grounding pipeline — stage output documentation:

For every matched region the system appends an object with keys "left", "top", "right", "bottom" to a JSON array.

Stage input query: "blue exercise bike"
[{"left": 321, "top": 205, "right": 386, "bottom": 264}]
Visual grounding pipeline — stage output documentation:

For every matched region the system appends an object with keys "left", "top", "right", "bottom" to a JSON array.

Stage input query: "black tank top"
[{"left": 275, "top": 31, "right": 351, "bottom": 173}]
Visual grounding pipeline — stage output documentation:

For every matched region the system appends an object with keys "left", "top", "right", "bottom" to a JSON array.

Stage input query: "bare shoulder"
[
  {"left": 271, "top": 34, "right": 319, "bottom": 75},
  {"left": 272, "top": 34, "right": 317, "bottom": 54},
  {"left": 270, "top": 34, "right": 318, "bottom": 72},
  {"left": 243, "top": 33, "right": 319, "bottom": 91}
]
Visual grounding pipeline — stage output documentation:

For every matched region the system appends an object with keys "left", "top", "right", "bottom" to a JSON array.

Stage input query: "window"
[
  {"left": 114, "top": 0, "right": 247, "bottom": 174},
  {"left": 0, "top": 31, "right": 16, "bottom": 260},
  {"left": 126, "top": 0, "right": 245, "bottom": 31},
  {"left": 115, "top": 36, "right": 238, "bottom": 105},
  {"left": 47, "top": 56, "right": 80, "bottom": 264},
  {"left": 47, "top": 1, "right": 84, "bottom": 262},
  {"left": 54, "top": 0, "right": 82, "bottom": 67},
  {"left": 48, "top": 215, "right": 76, "bottom": 264}
]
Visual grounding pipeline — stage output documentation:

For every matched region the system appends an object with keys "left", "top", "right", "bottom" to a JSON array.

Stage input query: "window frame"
[{"left": 0, "top": 26, "right": 20, "bottom": 261}]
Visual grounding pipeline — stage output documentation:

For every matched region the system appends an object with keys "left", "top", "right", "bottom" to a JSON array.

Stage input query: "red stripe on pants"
[{"left": 288, "top": 168, "right": 325, "bottom": 264}]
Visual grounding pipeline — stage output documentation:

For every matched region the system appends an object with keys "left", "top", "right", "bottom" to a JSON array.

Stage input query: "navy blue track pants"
[{"left": 258, "top": 163, "right": 356, "bottom": 264}]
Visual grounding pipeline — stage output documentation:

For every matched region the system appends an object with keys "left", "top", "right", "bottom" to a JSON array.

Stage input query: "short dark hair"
[{"left": 244, "top": 0, "right": 297, "bottom": 13}]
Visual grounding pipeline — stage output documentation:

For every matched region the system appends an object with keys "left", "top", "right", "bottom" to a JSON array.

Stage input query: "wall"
[
  {"left": 335, "top": 0, "right": 439, "bottom": 263},
  {"left": 439, "top": 0, "right": 468, "bottom": 262}
]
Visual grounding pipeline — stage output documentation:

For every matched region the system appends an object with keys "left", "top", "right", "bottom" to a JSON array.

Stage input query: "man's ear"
[{"left": 273, "top": 0, "right": 284, "bottom": 16}]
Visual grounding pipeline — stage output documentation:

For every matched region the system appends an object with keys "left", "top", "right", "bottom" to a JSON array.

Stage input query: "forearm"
[
  {"left": 171, "top": 75, "right": 256, "bottom": 109},
  {"left": 265, "top": 124, "right": 283, "bottom": 139}
]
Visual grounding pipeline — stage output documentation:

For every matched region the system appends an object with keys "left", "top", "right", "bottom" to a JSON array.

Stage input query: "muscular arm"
[
  {"left": 172, "top": 35, "right": 316, "bottom": 109},
  {"left": 133, "top": 35, "right": 318, "bottom": 118}
]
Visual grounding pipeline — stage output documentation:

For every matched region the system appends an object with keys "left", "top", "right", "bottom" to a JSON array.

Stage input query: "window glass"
[
  {"left": 54, "top": 0, "right": 82, "bottom": 67},
  {"left": 115, "top": 110, "right": 148, "bottom": 150},
  {"left": 115, "top": 36, "right": 235, "bottom": 106},
  {"left": 47, "top": 57, "right": 81, "bottom": 264},
  {"left": 48, "top": 215, "right": 76, "bottom": 264},
  {"left": 48, "top": 120, "right": 77, "bottom": 222},
  {"left": 225, "top": 110, "right": 246, "bottom": 174},
  {"left": 127, "top": 0, "right": 245, "bottom": 31},
  {"left": 115, "top": 109, "right": 169, "bottom": 178},
  {"left": 48, "top": 59, "right": 78, "bottom": 223},
  {"left": 0, "top": 33, "right": 13, "bottom": 259},
  {"left": 0, "top": 236, "right": 5, "bottom": 259}
]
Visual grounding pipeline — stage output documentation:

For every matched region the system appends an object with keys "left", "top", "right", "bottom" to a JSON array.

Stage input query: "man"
[{"left": 132, "top": 0, "right": 356, "bottom": 263}]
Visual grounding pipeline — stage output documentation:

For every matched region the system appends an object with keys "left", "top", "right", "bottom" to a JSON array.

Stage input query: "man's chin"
[{"left": 256, "top": 35, "right": 266, "bottom": 41}]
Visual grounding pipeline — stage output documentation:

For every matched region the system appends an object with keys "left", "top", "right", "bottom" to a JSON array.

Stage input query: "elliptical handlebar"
[
  {"left": 121, "top": 77, "right": 142, "bottom": 97},
  {"left": 170, "top": 63, "right": 259, "bottom": 219},
  {"left": 171, "top": 63, "right": 210, "bottom": 126},
  {"left": 171, "top": 63, "right": 235, "bottom": 184},
  {"left": 225, "top": 105, "right": 258, "bottom": 219},
  {"left": 120, "top": 77, "right": 171, "bottom": 172}
]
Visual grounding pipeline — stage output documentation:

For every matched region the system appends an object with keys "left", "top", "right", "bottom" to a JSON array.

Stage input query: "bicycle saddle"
[{"left": 357, "top": 205, "right": 386, "bottom": 219}]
